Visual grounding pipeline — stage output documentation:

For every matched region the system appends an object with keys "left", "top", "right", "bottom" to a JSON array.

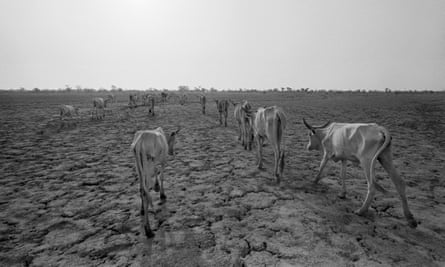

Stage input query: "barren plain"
[{"left": 0, "top": 91, "right": 444, "bottom": 266}]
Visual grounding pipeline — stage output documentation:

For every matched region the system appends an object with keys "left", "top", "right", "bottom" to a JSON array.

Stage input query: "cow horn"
[
  {"left": 175, "top": 126, "right": 181, "bottom": 134},
  {"left": 314, "top": 121, "right": 331, "bottom": 129},
  {"left": 302, "top": 118, "right": 313, "bottom": 130}
]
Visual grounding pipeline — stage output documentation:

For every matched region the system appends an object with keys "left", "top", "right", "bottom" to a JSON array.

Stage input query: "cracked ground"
[{"left": 1, "top": 91, "right": 444, "bottom": 266}]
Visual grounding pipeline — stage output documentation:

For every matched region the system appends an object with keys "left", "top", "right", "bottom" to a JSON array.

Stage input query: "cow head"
[
  {"left": 74, "top": 107, "right": 80, "bottom": 116},
  {"left": 303, "top": 118, "right": 330, "bottom": 151},
  {"left": 167, "top": 127, "right": 181, "bottom": 155}
]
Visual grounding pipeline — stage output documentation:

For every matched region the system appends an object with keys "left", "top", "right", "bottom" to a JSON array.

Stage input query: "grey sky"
[{"left": 1, "top": 0, "right": 444, "bottom": 90}]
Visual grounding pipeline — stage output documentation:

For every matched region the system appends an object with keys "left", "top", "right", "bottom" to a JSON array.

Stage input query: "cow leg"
[
  {"left": 378, "top": 150, "right": 417, "bottom": 228},
  {"left": 273, "top": 147, "right": 280, "bottom": 183},
  {"left": 356, "top": 160, "right": 376, "bottom": 215},
  {"left": 159, "top": 164, "right": 167, "bottom": 202},
  {"left": 279, "top": 150, "right": 285, "bottom": 177},
  {"left": 140, "top": 187, "right": 145, "bottom": 215},
  {"left": 338, "top": 160, "right": 347, "bottom": 199},
  {"left": 224, "top": 113, "right": 227, "bottom": 127},
  {"left": 141, "top": 184, "right": 154, "bottom": 238},
  {"left": 238, "top": 122, "right": 242, "bottom": 142},
  {"left": 314, "top": 152, "right": 329, "bottom": 183},
  {"left": 256, "top": 135, "right": 264, "bottom": 169}
]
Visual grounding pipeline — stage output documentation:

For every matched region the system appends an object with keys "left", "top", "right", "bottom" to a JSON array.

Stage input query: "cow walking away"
[
  {"left": 131, "top": 127, "right": 181, "bottom": 238},
  {"left": 216, "top": 99, "right": 229, "bottom": 127},
  {"left": 233, "top": 100, "right": 254, "bottom": 150},
  {"left": 303, "top": 118, "right": 417, "bottom": 228},
  {"left": 161, "top": 92, "right": 168, "bottom": 103},
  {"left": 92, "top": 97, "right": 110, "bottom": 120},
  {"left": 147, "top": 95, "right": 155, "bottom": 116},
  {"left": 253, "top": 106, "right": 286, "bottom": 182},
  {"left": 129, "top": 94, "right": 138, "bottom": 108},
  {"left": 199, "top": 94, "right": 206, "bottom": 115}
]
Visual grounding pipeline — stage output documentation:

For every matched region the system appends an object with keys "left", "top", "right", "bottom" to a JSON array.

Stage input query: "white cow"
[
  {"left": 253, "top": 106, "right": 286, "bottom": 182},
  {"left": 233, "top": 100, "right": 253, "bottom": 150},
  {"left": 59, "top": 104, "right": 79, "bottom": 120},
  {"left": 92, "top": 97, "right": 110, "bottom": 120},
  {"left": 131, "top": 127, "right": 181, "bottom": 238},
  {"left": 303, "top": 118, "right": 417, "bottom": 228},
  {"left": 106, "top": 94, "right": 116, "bottom": 104}
]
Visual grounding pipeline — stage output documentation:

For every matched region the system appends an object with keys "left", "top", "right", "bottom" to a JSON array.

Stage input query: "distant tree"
[
  {"left": 111, "top": 85, "right": 118, "bottom": 91},
  {"left": 65, "top": 85, "right": 72, "bottom": 92},
  {"left": 33, "top": 87, "right": 40, "bottom": 92},
  {"left": 385, "top": 88, "right": 391, "bottom": 93},
  {"left": 210, "top": 87, "right": 217, "bottom": 92}
]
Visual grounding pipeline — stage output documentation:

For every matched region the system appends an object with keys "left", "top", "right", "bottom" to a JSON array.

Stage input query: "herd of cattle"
[{"left": 58, "top": 92, "right": 418, "bottom": 238}]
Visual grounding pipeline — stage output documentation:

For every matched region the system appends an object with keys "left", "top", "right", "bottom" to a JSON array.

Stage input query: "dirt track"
[{"left": 0, "top": 91, "right": 444, "bottom": 266}]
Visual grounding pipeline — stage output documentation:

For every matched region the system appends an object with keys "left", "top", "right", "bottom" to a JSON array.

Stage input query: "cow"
[
  {"left": 302, "top": 118, "right": 417, "bottom": 228},
  {"left": 129, "top": 94, "right": 138, "bottom": 108},
  {"left": 253, "top": 106, "right": 286, "bottom": 182},
  {"left": 131, "top": 127, "right": 181, "bottom": 238},
  {"left": 161, "top": 92, "right": 168, "bottom": 103},
  {"left": 215, "top": 99, "right": 229, "bottom": 127},
  {"left": 92, "top": 97, "right": 110, "bottom": 120},
  {"left": 59, "top": 104, "right": 79, "bottom": 120},
  {"left": 179, "top": 94, "right": 187, "bottom": 105},
  {"left": 232, "top": 100, "right": 254, "bottom": 150},
  {"left": 106, "top": 94, "right": 116, "bottom": 104},
  {"left": 199, "top": 94, "right": 206, "bottom": 115},
  {"left": 146, "top": 95, "right": 155, "bottom": 116}
]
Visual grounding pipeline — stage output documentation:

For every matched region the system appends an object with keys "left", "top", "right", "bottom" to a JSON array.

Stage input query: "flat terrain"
[{"left": 0, "top": 91, "right": 444, "bottom": 266}]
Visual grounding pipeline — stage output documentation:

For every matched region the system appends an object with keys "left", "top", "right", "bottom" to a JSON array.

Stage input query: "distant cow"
[
  {"left": 161, "top": 92, "right": 168, "bottom": 103},
  {"left": 215, "top": 99, "right": 229, "bottom": 127},
  {"left": 106, "top": 94, "right": 116, "bottom": 104},
  {"left": 59, "top": 104, "right": 79, "bottom": 120},
  {"left": 131, "top": 127, "right": 181, "bottom": 238},
  {"left": 199, "top": 95, "right": 206, "bottom": 114},
  {"left": 146, "top": 95, "right": 155, "bottom": 116},
  {"left": 303, "top": 118, "right": 417, "bottom": 228},
  {"left": 129, "top": 94, "right": 138, "bottom": 108},
  {"left": 92, "top": 97, "right": 110, "bottom": 120},
  {"left": 233, "top": 100, "right": 254, "bottom": 150},
  {"left": 179, "top": 94, "right": 187, "bottom": 105}
]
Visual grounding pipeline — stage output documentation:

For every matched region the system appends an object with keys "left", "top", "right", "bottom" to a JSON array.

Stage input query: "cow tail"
[
  {"left": 371, "top": 127, "right": 391, "bottom": 194},
  {"left": 276, "top": 110, "right": 286, "bottom": 172}
]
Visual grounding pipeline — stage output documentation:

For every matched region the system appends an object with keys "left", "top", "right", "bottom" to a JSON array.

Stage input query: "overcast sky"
[{"left": 1, "top": 0, "right": 444, "bottom": 90}]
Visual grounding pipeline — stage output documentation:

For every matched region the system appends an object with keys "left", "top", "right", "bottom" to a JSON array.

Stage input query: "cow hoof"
[
  {"left": 160, "top": 194, "right": 167, "bottom": 201},
  {"left": 153, "top": 182, "right": 160, "bottom": 192},
  {"left": 354, "top": 209, "right": 366, "bottom": 216},
  {"left": 407, "top": 216, "right": 418, "bottom": 228},
  {"left": 145, "top": 228, "right": 155, "bottom": 239},
  {"left": 338, "top": 192, "right": 346, "bottom": 199}
]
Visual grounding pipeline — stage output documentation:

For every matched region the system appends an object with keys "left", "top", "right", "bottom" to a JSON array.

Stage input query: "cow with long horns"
[{"left": 303, "top": 118, "right": 417, "bottom": 228}]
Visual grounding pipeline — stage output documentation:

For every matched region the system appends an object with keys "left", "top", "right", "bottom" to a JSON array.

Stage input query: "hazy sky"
[{"left": 1, "top": 0, "right": 444, "bottom": 90}]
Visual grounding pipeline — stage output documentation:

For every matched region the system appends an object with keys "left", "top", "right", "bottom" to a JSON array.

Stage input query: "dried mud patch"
[{"left": 0, "top": 92, "right": 444, "bottom": 266}]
